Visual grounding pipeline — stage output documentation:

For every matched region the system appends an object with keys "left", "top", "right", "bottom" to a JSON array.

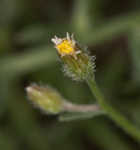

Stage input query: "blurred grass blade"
[
  {"left": 83, "top": 12, "right": 140, "bottom": 45},
  {"left": 0, "top": 46, "right": 57, "bottom": 78},
  {"left": 129, "top": 26, "right": 140, "bottom": 82},
  {"left": 72, "top": 0, "right": 91, "bottom": 34}
]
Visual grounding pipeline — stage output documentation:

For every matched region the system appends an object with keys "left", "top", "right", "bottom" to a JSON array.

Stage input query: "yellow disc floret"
[
  {"left": 51, "top": 33, "right": 81, "bottom": 59},
  {"left": 57, "top": 40, "right": 75, "bottom": 55}
]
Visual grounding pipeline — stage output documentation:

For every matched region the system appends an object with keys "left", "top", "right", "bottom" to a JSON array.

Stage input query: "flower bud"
[
  {"left": 51, "top": 32, "right": 95, "bottom": 81},
  {"left": 26, "top": 84, "right": 64, "bottom": 114}
]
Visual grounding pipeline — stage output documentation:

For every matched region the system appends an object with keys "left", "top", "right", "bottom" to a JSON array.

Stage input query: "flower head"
[
  {"left": 51, "top": 32, "right": 81, "bottom": 59},
  {"left": 51, "top": 33, "right": 95, "bottom": 81}
]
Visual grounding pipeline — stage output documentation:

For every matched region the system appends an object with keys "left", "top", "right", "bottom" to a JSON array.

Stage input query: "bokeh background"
[{"left": 1, "top": 0, "right": 140, "bottom": 149}]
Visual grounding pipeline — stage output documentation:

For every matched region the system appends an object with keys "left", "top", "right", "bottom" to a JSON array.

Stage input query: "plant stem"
[
  {"left": 63, "top": 101, "right": 100, "bottom": 113},
  {"left": 86, "top": 76, "right": 140, "bottom": 142}
]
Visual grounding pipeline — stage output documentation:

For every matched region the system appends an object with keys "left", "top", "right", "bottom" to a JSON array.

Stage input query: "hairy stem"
[
  {"left": 86, "top": 76, "right": 140, "bottom": 142},
  {"left": 63, "top": 101, "right": 100, "bottom": 112}
]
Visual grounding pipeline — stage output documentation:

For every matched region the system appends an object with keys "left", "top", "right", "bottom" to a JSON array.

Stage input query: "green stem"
[{"left": 86, "top": 76, "right": 140, "bottom": 142}]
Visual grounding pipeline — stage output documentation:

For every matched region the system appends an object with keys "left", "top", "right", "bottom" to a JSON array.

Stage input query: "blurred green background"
[{"left": 1, "top": 0, "right": 140, "bottom": 149}]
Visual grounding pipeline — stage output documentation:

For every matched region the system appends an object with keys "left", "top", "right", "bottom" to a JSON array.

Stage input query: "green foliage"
[{"left": 1, "top": 0, "right": 140, "bottom": 150}]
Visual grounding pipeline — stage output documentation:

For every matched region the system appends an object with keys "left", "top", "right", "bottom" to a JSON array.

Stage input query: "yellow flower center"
[{"left": 57, "top": 40, "right": 74, "bottom": 55}]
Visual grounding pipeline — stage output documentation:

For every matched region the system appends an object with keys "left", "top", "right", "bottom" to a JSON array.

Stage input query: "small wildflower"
[
  {"left": 26, "top": 84, "right": 64, "bottom": 114},
  {"left": 51, "top": 33, "right": 95, "bottom": 81},
  {"left": 51, "top": 32, "right": 81, "bottom": 59}
]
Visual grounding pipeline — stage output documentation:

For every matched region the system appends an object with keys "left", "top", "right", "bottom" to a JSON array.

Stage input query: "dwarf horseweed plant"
[{"left": 26, "top": 33, "right": 140, "bottom": 141}]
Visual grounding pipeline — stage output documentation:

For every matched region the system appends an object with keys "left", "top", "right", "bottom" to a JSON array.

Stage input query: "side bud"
[{"left": 26, "top": 84, "right": 64, "bottom": 114}]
